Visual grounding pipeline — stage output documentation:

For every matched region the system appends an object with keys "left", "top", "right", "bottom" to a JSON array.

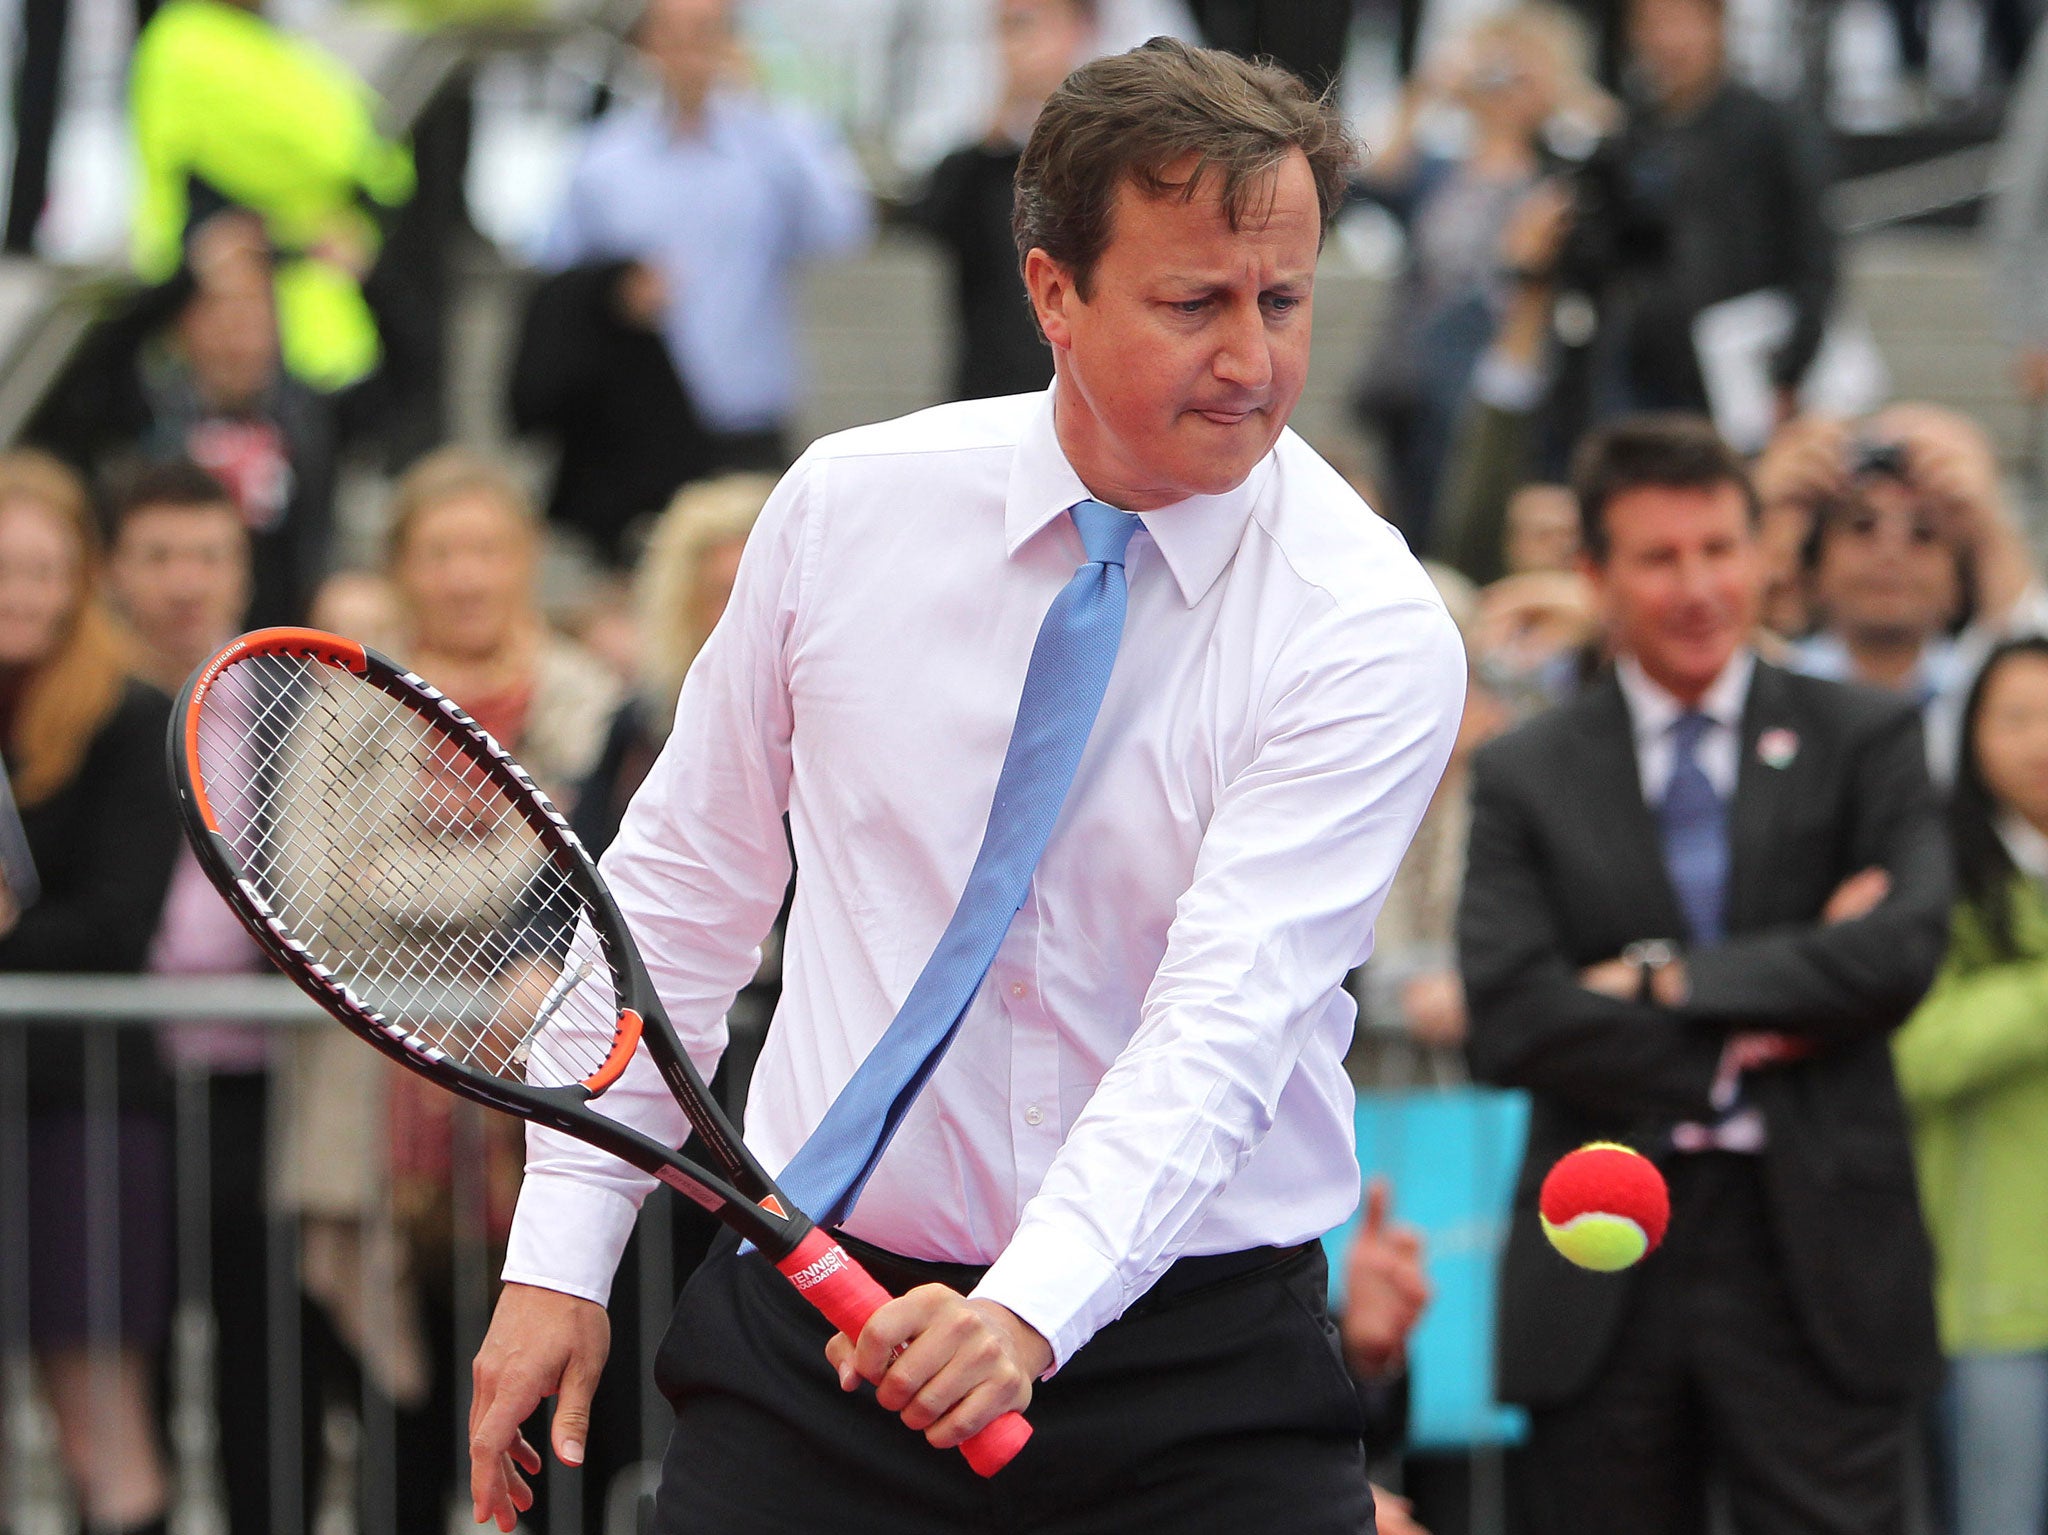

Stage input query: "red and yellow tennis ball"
[{"left": 1539, "top": 1142, "right": 1670, "bottom": 1272}]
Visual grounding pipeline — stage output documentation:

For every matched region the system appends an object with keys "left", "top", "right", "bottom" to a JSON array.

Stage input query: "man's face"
[
  {"left": 1588, "top": 481, "right": 1763, "bottom": 702},
  {"left": 638, "top": 0, "right": 731, "bottom": 110},
  {"left": 1812, "top": 478, "right": 1960, "bottom": 651},
  {"left": 178, "top": 279, "right": 278, "bottom": 412},
  {"left": 1629, "top": 0, "right": 1725, "bottom": 109},
  {"left": 1506, "top": 484, "right": 1582, "bottom": 573},
  {"left": 394, "top": 493, "right": 537, "bottom": 659},
  {"left": 108, "top": 503, "right": 251, "bottom": 674},
  {"left": 1027, "top": 149, "right": 1320, "bottom": 511},
  {"left": 999, "top": 0, "right": 1095, "bottom": 105}
]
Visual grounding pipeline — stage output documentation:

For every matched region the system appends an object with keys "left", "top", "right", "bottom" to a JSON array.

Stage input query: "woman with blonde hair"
[
  {"left": 275, "top": 447, "right": 620, "bottom": 1534},
  {"left": 574, "top": 471, "right": 775, "bottom": 855},
  {"left": 550, "top": 471, "right": 774, "bottom": 1525},
  {"left": 1351, "top": 2, "right": 1611, "bottom": 545},
  {"left": 0, "top": 449, "right": 179, "bottom": 1535}
]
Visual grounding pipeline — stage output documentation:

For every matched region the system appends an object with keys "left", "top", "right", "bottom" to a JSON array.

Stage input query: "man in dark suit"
[{"left": 1460, "top": 414, "right": 1949, "bottom": 1534}]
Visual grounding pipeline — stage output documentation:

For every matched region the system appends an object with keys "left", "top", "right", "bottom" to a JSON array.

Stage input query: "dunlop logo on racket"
[
  {"left": 399, "top": 668, "right": 585, "bottom": 849},
  {"left": 169, "top": 628, "right": 1032, "bottom": 1479}
]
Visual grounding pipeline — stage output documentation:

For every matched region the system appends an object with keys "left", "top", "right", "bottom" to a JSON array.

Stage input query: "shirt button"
[
  {"left": 1024, "top": 1104, "right": 1044, "bottom": 1126},
  {"left": 1009, "top": 981, "right": 1027, "bottom": 999}
]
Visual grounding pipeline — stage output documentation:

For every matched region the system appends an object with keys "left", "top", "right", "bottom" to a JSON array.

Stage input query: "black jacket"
[
  {"left": 908, "top": 144, "right": 1053, "bottom": 404},
  {"left": 2, "top": 680, "right": 180, "bottom": 1112},
  {"left": 26, "top": 275, "right": 338, "bottom": 628},
  {"left": 1460, "top": 663, "right": 1947, "bottom": 1405},
  {"left": 1616, "top": 81, "right": 1837, "bottom": 408},
  {"left": 508, "top": 260, "right": 701, "bottom": 566}
]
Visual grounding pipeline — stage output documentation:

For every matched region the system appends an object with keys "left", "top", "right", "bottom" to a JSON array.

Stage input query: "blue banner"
[{"left": 1322, "top": 1088, "right": 1530, "bottom": 1451}]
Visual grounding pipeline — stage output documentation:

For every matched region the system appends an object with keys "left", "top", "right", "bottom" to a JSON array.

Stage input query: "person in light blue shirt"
[{"left": 515, "top": 0, "right": 873, "bottom": 563}]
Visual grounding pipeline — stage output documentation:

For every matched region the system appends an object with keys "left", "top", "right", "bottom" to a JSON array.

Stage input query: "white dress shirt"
[
  {"left": 502, "top": 388, "right": 1466, "bottom": 1369},
  {"left": 1997, "top": 808, "right": 2048, "bottom": 881},
  {"left": 1616, "top": 649, "right": 1754, "bottom": 803}
]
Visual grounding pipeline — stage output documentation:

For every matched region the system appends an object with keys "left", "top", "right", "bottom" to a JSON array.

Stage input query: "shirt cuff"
[
  {"left": 971, "top": 1218, "right": 1125, "bottom": 1376},
  {"left": 500, "top": 1170, "right": 641, "bottom": 1307}
]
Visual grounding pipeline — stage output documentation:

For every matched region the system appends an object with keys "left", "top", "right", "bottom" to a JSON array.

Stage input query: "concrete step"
[
  {"left": 784, "top": 227, "right": 2030, "bottom": 480},
  {"left": 370, "top": 221, "right": 2048, "bottom": 558}
]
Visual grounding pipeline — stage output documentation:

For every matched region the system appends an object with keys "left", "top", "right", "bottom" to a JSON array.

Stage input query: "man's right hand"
[
  {"left": 615, "top": 262, "right": 668, "bottom": 329},
  {"left": 1754, "top": 413, "right": 1852, "bottom": 516},
  {"left": 1718, "top": 868, "right": 1890, "bottom": 1081},
  {"left": 1823, "top": 865, "right": 1890, "bottom": 925},
  {"left": 469, "top": 1282, "right": 610, "bottom": 1531}
]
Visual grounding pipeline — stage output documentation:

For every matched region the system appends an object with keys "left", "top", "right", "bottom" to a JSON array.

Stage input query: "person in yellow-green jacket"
[
  {"left": 129, "top": 0, "right": 414, "bottom": 395},
  {"left": 1895, "top": 631, "right": 2048, "bottom": 1535}
]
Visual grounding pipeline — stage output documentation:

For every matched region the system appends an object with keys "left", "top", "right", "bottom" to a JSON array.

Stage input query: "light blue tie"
[
  {"left": 775, "top": 499, "right": 1143, "bottom": 1230},
  {"left": 1660, "top": 712, "right": 1728, "bottom": 946}
]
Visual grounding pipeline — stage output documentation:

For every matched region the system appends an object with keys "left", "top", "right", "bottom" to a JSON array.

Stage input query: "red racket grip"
[{"left": 775, "top": 1228, "right": 1033, "bottom": 1476}]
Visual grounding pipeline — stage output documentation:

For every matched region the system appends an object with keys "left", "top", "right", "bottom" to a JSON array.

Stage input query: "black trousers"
[
  {"left": 5, "top": 0, "right": 155, "bottom": 251},
  {"left": 651, "top": 1234, "right": 1373, "bottom": 1534},
  {"left": 297, "top": 1272, "right": 459, "bottom": 1535},
  {"left": 190, "top": 1072, "right": 278, "bottom": 1535},
  {"left": 1517, "top": 1154, "right": 1910, "bottom": 1535},
  {"left": 1188, "top": 0, "right": 1357, "bottom": 94}
]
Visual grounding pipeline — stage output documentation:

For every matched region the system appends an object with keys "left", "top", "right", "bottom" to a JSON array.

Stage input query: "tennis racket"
[{"left": 168, "top": 626, "right": 1031, "bottom": 1477}]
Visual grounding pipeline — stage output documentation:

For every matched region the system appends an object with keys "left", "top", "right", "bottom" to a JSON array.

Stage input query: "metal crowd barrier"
[{"left": 0, "top": 976, "right": 684, "bottom": 1535}]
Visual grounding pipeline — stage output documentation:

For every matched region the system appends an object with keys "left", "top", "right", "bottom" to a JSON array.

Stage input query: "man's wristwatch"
[{"left": 1623, "top": 940, "right": 1681, "bottom": 1004}]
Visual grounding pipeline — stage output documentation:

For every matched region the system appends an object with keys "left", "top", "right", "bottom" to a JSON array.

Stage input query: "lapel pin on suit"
[{"left": 1757, "top": 727, "right": 1799, "bottom": 770}]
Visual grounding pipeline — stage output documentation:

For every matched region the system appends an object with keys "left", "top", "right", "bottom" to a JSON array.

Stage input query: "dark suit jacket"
[
  {"left": 508, "top": 260, "right": 698, "bottom": 567},
  {"left": 1459, "top": 661, "right": 1947, "bottom": 1408}
]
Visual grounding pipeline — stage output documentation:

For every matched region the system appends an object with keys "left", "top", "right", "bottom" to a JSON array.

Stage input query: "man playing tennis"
[{"left": 471, "top": 37, "right": 1464, "bottom": 1533}]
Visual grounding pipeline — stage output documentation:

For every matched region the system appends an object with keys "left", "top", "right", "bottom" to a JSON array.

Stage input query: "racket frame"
[
  {"left": 170, "top": 627, "right": 1033, "bottom": 1477},
  {"left": 171, "top": 626, "right": 806, "bottom": 1256}
]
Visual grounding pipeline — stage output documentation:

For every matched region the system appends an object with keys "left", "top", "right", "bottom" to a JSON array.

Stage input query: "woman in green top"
[{"left": 1896, "top": 634, "right": 2048, "bottom": 1535}]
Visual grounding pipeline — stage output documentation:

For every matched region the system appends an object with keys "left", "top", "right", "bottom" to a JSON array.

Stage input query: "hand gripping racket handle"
[{"left": 774, "top": 1229, "right": 1033, "bottom": 1476}]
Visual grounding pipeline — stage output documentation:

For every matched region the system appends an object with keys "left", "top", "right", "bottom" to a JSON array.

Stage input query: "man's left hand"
[
  {"left": 1373, "top": 1484, "right": 1433, "bottom": 1535},
  {"left": 1581, "top": 955, "right": 1688, "bottom": 1006},
  {"left": 825, "top": 1287, "right": 1049, "bottom": 1449},
  {"left": 1341, "top": 1177, "right": 1430, "bottom": 1378}
]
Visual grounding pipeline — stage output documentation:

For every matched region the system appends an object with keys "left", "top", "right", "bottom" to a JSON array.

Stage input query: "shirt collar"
[
  {"left": 1003, "top": 385, "right": 1270, "bottom": 607},
  {"left": 1791, "top": 628, "right": 1950, "bottom": 705},
  {"left": 1996, "top": 810, "right": 2048, "bottom": 883},
  {"left": 1616, "top": 648, "right": 1757, "bottom": 747},
  {"left": 645, "top": 90, "right": 740, "bottom": 150}
]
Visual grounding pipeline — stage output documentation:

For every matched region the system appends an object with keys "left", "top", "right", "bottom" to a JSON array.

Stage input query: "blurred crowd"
[{"left": 2, "top": 0, "right": 2048, "bottom": 1530}]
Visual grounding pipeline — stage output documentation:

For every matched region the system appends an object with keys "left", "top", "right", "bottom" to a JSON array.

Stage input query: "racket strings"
[{"left": 194, "top": 654, "right": 629, "bottom": 1094}]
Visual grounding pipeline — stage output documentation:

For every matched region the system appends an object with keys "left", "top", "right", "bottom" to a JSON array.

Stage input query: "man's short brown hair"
[
  {"left": 1572, "top": 414, "right": 1759, "bottom": 563},
  {"left": 106, "top": 457, "right": 239, "bottom": 543},
  {"left": 1012, "top": 36, "right": 1357, "bottom": 300}
]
